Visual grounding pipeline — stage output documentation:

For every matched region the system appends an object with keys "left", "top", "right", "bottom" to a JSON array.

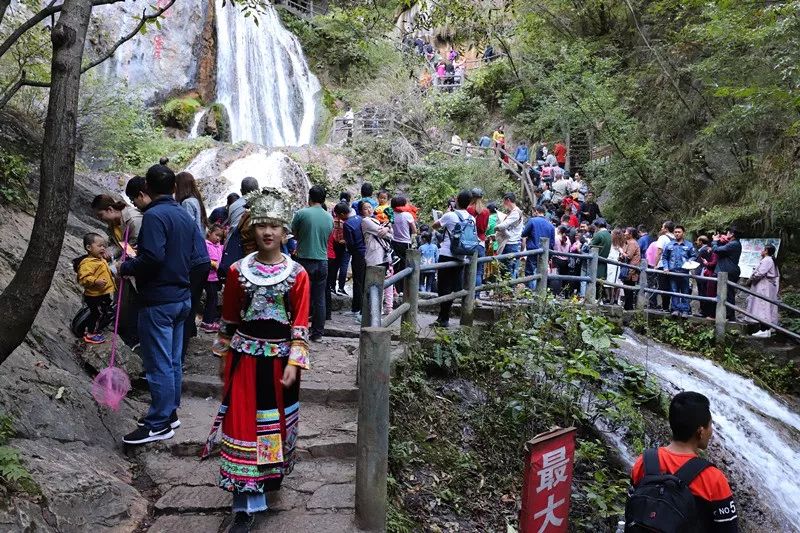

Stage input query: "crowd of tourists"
[{"left": 74, "top": 149, "right": 777, "bottom": 531}]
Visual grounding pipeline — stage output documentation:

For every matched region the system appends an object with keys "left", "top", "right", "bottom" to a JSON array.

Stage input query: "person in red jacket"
[
  {"left": 553, "top": 140, "right": 567, "bottom": 169},
  {"left": 466, "top": 188, "right": 490, "bottom": 297}
]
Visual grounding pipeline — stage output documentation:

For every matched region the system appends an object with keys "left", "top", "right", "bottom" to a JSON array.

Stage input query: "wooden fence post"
[
  {"left": 402, "top": 249, "right": 421, "bottom": 330},
  {"left": 586, "top": 247, "right": 599, "bottom": 305},
  {"left": 460, "top": 253, "right": 478, "bottom": 326},
  {"left": 715, "top": 272, "right": 729, "bottom": 344},
  {"left": 355, "top": 326, "right": 392, "bottom": 531},
  {"left": 636, "top": 258, "right": 648, "bottom": 310},
  {"left": 537, "top": 237, "right": 550, "bottom": 297},
  {"left": 361, "top": 266, "right": 385, "bottom": 328}
]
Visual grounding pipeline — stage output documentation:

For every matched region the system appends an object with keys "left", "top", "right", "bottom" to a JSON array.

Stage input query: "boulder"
[
  {"left": 77, "top": 336, "right": 144, "bottom": 380},
  {"left": 183, "top": 144, "right": 311, "bottom": 210},
  {"left": 10, "top": 438, "right": 148, "bottom": 532}
]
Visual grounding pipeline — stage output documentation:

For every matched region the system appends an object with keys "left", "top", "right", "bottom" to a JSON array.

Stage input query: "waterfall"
[
  {"left": 188, "top": 109, "right": 206, "bottom": 139},
  {"left": 215, "top": 1, "right": 320, "bottom": 147},
  {"left": 615, "top": 333, "right": 800, "bottom": 529}
]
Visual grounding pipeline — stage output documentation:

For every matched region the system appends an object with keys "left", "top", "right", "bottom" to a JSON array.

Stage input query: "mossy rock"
[{"left": 161, "top": 97, "right": 203, "bottom": 130}]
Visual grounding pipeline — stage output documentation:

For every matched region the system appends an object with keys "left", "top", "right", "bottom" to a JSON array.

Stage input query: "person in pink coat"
[{"left": 200, "top": 224, "right": 225, "bottom": 332}]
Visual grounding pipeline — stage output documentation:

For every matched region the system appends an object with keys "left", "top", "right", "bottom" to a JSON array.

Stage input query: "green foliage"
[
  {"left": 0, "top": 414, "right": 38, "bottom": 495},
  {"left": 160, "top": 97, "right": 203, "bottom": 129},
  {"left": 782, "top": 291, "right": 800, "bottom": 334},
  {"left": 389, "top": 298, "right": 658, "bottom": 529},
  {"left": 0, "top": 149, "right": 32, "bottom": 208},
  {"left": 406, "top": 158, "right": 512, "bottom": 224},
  {"left": 464, "top": 60, "right": 514, "bottom": 112},
  {"left": 81, "top": 94, "right": 212, "bottom": 173},
  {"left": 426, "top": 89, "right": 488, "bottom": 134}
]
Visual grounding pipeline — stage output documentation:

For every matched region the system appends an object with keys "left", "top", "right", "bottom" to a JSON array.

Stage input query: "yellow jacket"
[{"left": 78, "top": 257, "right": 116, "bottom": 297}]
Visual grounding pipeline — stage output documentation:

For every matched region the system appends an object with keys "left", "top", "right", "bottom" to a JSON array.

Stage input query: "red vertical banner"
[{"left": 520, "top": 427, "right": 577, "bottom": 533}]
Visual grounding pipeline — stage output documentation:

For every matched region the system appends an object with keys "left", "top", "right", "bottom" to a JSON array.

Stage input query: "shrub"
[
  {"left": 0, "top": 150, "right": 32, "bottom": 208},
  {"left": 0, "top": 414, "right": 38, "bottom": 495},
  {"left": 160, "top": 97, "right": 203, "bottom": 130}
]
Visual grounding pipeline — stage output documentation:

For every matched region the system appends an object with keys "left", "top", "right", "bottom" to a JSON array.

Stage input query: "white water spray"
[
  {"left": 616, "top": 334, "right": 800, "bottom": 529},
  {"left": 215, "top": 1, "right": 320, "bottom": 146},
  {"left": 188, "top": 109, "right": 206, "bottom": 139}
]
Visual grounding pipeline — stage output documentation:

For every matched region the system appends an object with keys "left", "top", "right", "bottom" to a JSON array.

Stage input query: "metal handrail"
[
  {"left": 725, "top": 302, "right": 800, "bottom": 341},
  {"left": 728, "top": 281, "right": 800, "bottom": 316}
]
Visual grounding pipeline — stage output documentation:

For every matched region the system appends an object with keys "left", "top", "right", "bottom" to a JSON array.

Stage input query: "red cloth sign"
[{"left": 520, "top": 427, "right": 577, "bottom": 533}]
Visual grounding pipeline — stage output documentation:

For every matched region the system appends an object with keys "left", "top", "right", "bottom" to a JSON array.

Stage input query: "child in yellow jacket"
[{"left": 76, "top": 233, "right": 116, "bottom": 344}]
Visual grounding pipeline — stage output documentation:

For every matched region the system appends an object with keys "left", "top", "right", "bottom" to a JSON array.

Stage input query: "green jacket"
[{"left": 590, "top": 229, "right": 612, "bottom": 279}]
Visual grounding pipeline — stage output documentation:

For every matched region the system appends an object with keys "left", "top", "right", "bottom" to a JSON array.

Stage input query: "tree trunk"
[{"left": 0, "top": 0, "right": 92, "bottom": 365}]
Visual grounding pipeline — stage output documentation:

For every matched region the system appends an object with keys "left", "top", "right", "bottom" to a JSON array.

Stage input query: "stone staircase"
[{"left": 128, "top": 330, "right": 362, "bottom": 532}]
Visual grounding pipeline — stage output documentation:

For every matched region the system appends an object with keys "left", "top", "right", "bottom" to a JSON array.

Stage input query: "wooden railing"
[{"left": 353, "top": 237, "right": 798, "bottom": 528}]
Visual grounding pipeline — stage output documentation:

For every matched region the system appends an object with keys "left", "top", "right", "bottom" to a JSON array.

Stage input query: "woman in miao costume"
[{"left": 202, "top": 188, "right": 310, "bottom": 532}]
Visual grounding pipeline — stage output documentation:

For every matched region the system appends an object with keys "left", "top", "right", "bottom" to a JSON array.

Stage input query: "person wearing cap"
[
  {"left": 466, "top": 188, "right": 489, "bottom": 295},
  {"left": 204, "top": 188, "right": 311, "bottom": 531}
]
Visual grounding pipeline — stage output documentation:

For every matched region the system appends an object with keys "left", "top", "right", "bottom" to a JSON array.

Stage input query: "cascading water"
[
  {"left": 615, "top": 333, "right": 800, "bottom": 529},
  {"left": 188, "top": 109, "right": 206, "bottom": 139},
  {"left": 215, "top": 1, "right": 320, "bottom": 146}
]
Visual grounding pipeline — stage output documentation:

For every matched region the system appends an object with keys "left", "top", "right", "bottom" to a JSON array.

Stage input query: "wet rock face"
[{"left": 90, "top": 0, "right": 209, "bottom": 102}]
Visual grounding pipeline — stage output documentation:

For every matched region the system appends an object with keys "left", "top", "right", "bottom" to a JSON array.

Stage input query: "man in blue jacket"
[
  {"left": 120, "top": 164, "right": 195, "bottom": 445},
  {"left": 712, "top": 227, "right": 742, "bottom": 321},
  {"left": 343, "top": 204, "right": 366, "bottom": 320},
  {"left": 661, "top": 225, "right": 697, "bottom": 318},
  {"left": 521, "top": 206, "right": 555, "bottom": 290}
]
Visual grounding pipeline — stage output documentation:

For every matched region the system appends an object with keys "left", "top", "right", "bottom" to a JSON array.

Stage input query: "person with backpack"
[
  {"left": 431, "top": 190, "right": 477, "bottom": 327},
  {"left": 626, "top": 391, "right": 738, "bottom": 532}
]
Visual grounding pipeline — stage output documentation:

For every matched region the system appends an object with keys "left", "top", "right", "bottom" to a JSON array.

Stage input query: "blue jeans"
[
  {"left": 475, "top": 244, "right": 486, "bottom": 293},
  {"left": 524, "top": 249, "right": 538, "bottom": 290},
  {"left": 502, "top": 242, "right": 521, "bottom": 279},
  {"left": 297, "top": 258, "right": 328, "bottom": 338},
  {"left": 669, "top": 275, "right": 690, "bottom": 314},
  {"left": 232, "top": 491, "right": 268, "bottom": 513},
  {"left": 139, "top": 299, "right": 191, "bottom": 430}
]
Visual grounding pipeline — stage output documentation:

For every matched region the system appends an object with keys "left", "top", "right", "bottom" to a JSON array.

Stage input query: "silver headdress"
[{"left": 246, "top": 187, "right": 294, "bottom": 230}]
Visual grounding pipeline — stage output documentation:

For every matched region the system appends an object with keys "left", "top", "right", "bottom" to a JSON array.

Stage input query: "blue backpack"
[{"left": 448, "top": 211, "right": 481, "bottom": 256}]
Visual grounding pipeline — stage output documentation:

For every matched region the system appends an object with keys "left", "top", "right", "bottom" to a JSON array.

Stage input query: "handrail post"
[
  {"left": 537, "top": 237, "right": 550, "bottom": 297},
  {"left": 362, "top": 266, "right": 385, "bottom": 328},
  {"left": 355, "top": 326, "right": 391, "bottom": 531},
  {"left": 586, "top": 247, "right": 599, "bottom": 305},
  {"left": 715, "top": 272, "right": 729, "bottom": 344},
  {"left": 460, "top": 253, "right": 478, "bottom": 326},
  {"left": 402, "top": 249, "right": 421, "bottom": 330},
  {"left": 636, "top": 258, "right": 648, "bottom": 310}
]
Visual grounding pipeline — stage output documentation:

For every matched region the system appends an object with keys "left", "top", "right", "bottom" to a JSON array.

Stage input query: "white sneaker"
[{"left": 751, "top": 329, "right": 772, "bottom": 338}]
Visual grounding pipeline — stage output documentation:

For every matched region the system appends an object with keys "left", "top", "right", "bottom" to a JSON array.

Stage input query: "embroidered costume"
[{"left": 201, "top": 187, "right": 309, "bottom": 512}]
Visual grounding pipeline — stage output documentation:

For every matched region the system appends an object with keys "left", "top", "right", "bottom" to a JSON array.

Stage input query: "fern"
[{"left": 0, "top": 414, "right": 38, "bottom": 495}]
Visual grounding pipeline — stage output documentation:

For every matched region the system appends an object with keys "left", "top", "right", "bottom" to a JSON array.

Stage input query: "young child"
[
  {"left": 76, "top": 233, "right": 116, "bottom": 344},
  {"left": 419, "top": 232, "right": 439, "bottom": 292},
  {"left": 201, "top": 224, "right": 225, "bottom": 333},
  {"left": 374, "top": 189, "right": 394, "bottom": 224},
  {"left": 203, "top": 188, "right": 310, "bottom": 531}
]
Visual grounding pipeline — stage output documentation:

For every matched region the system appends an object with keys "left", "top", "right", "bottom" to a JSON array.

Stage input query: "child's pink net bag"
[{"left": 91, "top": 227, "right": 132, "bottom": 410}]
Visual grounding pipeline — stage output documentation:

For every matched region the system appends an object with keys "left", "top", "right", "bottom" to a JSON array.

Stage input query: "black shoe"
[
  {"left": 434, "top": 320, "right": 449, "bottom": 328},
  {"left": 229, "top": 512, "right": 255, "bottom": 533},
  {"left": 137, "top": 411, "right": 181, "bottom": 429},
  {"left": 310, "top": 335, "right": 323, "bottom": 343},
  {"left": 122, "top": 425, "right": 175, "bottom": 445}
]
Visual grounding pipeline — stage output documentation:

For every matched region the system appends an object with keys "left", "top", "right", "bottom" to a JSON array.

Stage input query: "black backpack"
[{"left": 625, "top": 448, "right": 711, "bottom": 533}]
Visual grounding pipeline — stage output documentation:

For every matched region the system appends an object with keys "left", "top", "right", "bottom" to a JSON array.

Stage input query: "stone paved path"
[{"left": 129, "top": 327, "right": 364, "bottom": 532}]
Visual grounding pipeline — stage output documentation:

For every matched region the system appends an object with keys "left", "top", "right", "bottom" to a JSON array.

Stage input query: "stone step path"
[{"left": 130, "top": 330, "right": 364, "bottom": 532}]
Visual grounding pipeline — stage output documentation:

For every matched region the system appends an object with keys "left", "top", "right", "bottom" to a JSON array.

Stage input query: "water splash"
[
  {"left": 215, "top": 1, "right": 320, "bottom": 146},
  {"left": 616, "top": 334, "right": 800, "bottom": 528},
  {"left": 188, "top": 109, "right": 206, "bottom": 139}
]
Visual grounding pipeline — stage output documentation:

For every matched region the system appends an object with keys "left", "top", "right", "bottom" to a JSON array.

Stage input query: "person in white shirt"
[
  {"left": 495, "top": 192, "right": 524, "bottom": 278},
  {"left": 390, "top": 196, "right": 416, "bottom": 274},
  {"left": 551, "top": 174, "right": 570, "bottom": 204},
  {"left": 431, "top": 190, "right": 475, "bottom": 327},
  {"left": 654, "top": 220, "right": 676, "bottom": 311}
]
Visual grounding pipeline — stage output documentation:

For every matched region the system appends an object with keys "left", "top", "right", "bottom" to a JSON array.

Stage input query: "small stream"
[{"left": 614, "top": 333, "right": 800, "bottom": 530}]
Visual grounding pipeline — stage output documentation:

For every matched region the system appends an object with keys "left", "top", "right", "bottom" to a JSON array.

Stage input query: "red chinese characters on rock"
[
  {"left": 520, "top": 427, "right": 577, "bottom": 533},
  {"left": 153, "top": 35, "right": 164, "bottom": 60}
]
